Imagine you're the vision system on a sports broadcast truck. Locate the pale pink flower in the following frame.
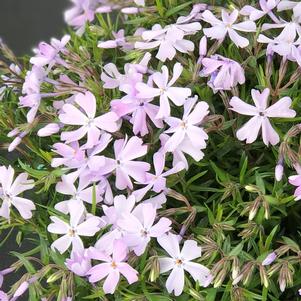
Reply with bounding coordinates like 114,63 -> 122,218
164,96 -> 209,152
118,203 -> 171,255
59,91 -> 120,148
30,35 -> 70,68
136,63 -> 191,118
87,240 -> 138,294
278,1 -> 301,21
230,88 -> 296,146
0,166 -> 35,220
258,22 -> 301,59
160,133 -> 207,170
200,55 -> 245,92
99,136 -> 150,190
289,173 -> 301,200
133,152 -> 185,201
157,233 -> 212,296
101,53 -> 151,89
135,23 -> 201,62
103,194 -> 136,226
65,249 -> 92,276
52,141 -> 86,169
240,1 -> 280,21
98,30 -> 133,50
54,174 -> 103,213
202,9 -> 256,48
0,292 -> 8,301
48,201 -> 102,254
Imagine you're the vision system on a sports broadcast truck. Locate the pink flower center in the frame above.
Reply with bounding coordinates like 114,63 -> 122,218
68,227 -> 77,237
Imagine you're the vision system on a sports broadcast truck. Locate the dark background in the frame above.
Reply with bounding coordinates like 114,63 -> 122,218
0,0 -> 69,56
0,0 -> 68,297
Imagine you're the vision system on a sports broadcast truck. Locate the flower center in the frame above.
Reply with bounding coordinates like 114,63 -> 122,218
68,227 -> 77,237
175,258 -> 183,266
140,229 -> 149,237
111,261 -> 117,269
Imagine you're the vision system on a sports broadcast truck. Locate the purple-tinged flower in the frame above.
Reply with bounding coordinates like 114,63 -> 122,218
118,203 -> 171,255
30,35 -> 70,68
278,1 -> 301,21
258,23 -> 301,60
0,166 -> 35,220
99,136 -> 150,190
275,160 -> 284,181
240,1 -> 280,21
202,9 -> 256,48
101,52 -> 151,90
230,88 -> 296,146
98,30 -> 134,50
66,249 -> 91,276
135,22 -> 201,62
103,194 -> 136,227
136,63 -> 191,118
87,240 -> 138,294
201,55 -> 245,92
0,268 -> 14,288
164,96 -> 209,152
288,173 -> 301,200
54,174 -> 103,212
0,292 -> 8,301
157,233 -> 212,296
262,252 -> 277,265
47,201 -> 102,254
59,91 -> 120,148
133,151 -> 185,201
160,133 -> 206,170
51,141 -> 86,169
176,4 -> 206,24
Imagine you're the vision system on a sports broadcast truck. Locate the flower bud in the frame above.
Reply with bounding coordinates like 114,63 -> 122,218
121,7 -> 139,14
38,123 -> 60,137
13,281 -> 29,297
8,136 -> 22,152
262,252 -> 277,266
275,164 -> 284,181
98,40 -> 118,49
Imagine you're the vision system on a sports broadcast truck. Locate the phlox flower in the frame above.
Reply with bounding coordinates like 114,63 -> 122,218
202,9 -> 256,48
240,0 -> 280,21
98,29 -> 134,50
288,173 -> 301,200
111,72 -> 163,136
258,23 -> 301,61
133,151 -> 185,201
51,141 -> 86,168
64,0 -> 96,35
102,194 -> 136,227
135,22 -> 201,62
100,136 -> 150,190
54,174 -> 104,213
136,63 -> 191,118
30,35 -> 70,68
200,55 -> 245,92
278,1 -> 301,21
0,166 -> 35,220
118,203 -> 172,255
65,249 -> 92,276
230,88 -> 296,146
59,91 -> 120,148
164,96 -> 209,152
157,233 -> 212,296
47,201 -> 102,254
87,240 -> 138,294
101,52 -> 151,89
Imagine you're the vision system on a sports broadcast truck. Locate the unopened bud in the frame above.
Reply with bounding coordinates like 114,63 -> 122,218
275,164 -> 284,181
38,123 -> 60,137
262,252 -> 277,266
121,7 -> 139,14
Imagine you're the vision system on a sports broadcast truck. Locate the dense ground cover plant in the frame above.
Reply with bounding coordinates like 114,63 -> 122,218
0,0 -> 301,300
